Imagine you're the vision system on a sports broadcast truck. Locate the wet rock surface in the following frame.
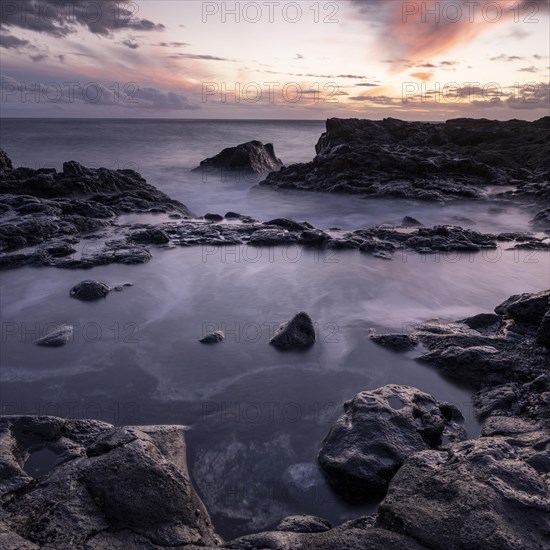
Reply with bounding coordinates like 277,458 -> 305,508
69,280 -> 111,301
260,117 -> 550,201
269,312 -> 316,350
34,324 -> 73,347
200,330 -> 225,344
0,416 -> 221,549
318,385 -> 466,499
193,140 -> 283,175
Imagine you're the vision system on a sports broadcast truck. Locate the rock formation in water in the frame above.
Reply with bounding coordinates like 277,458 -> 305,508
221,289 -> 550,548
192,141 -> 283,175
269,312 -> 316,349
318,385 -> 466,499
259,117 -> 550,201
69,280 -> 111,301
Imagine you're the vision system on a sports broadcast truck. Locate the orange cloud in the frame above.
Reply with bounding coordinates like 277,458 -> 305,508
410,71 -> 433,81
359,0 -> 544,68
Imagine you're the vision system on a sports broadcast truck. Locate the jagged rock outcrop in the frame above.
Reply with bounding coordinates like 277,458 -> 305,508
260,117 -> 550,201
0,156 -> 193,258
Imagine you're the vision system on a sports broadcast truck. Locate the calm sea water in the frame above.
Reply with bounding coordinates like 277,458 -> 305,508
1,119 -> 548,538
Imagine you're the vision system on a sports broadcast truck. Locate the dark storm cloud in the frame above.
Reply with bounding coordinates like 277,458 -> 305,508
0,32 -> 29,49
1,74 -> 200,110
0,0 -> 164,39
29,52 -> 47,61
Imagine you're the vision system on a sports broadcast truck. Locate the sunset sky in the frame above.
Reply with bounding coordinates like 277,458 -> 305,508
1,0 -> 549,119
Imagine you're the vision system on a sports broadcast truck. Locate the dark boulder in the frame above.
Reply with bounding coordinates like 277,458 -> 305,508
199,330 -> 225,344
269,312 -> 316,350
69,280 -> 111,301
318,385 -> 466,500
193,141 -> 283,175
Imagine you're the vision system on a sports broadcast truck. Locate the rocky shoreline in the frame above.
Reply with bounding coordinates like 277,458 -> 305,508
259,117 -> 550,202
1,290 -> 548,549
1,117 -> 549,548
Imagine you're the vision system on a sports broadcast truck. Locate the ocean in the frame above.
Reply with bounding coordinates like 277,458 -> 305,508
1,119 -> 548,537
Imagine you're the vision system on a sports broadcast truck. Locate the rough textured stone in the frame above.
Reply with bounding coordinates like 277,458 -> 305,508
69,280 -> 111,301
377,437 -> 550,550
318,385 -> 466,499
0,416 -> 221,548
260,117 -> 550,200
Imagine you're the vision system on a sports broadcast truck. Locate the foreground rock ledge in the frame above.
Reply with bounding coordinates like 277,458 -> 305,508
0,416 -> 221,549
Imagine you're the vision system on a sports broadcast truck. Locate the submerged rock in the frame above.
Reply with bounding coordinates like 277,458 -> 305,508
35,325 -> 73,347
199,330 -> 225,344
193,140 -> 283,175
269,312 -> 316,349
318,384 -> 466,500
69,280 -> 111,301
